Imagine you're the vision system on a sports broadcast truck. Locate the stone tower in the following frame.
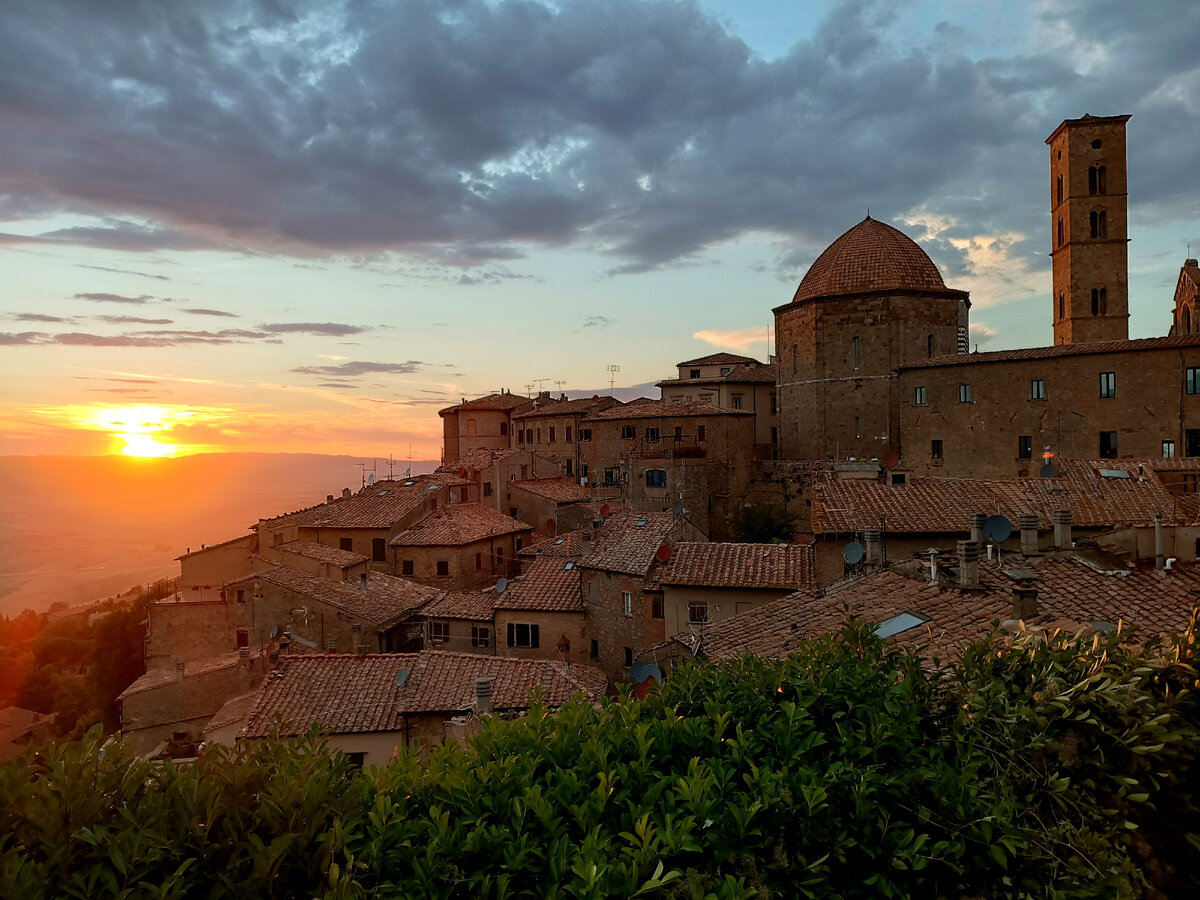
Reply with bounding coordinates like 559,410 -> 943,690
1046,114 -> 1131,345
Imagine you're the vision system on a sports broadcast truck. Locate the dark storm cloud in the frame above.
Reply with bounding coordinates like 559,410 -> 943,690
291,360 -> 431,377
260,322 -> 369,336
0,0 -> 1196,278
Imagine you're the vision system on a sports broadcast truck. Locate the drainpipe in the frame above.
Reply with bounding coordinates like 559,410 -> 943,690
1154,512 -> 1164,570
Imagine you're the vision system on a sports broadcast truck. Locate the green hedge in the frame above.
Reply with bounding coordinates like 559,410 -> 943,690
2,621 -> 1198,899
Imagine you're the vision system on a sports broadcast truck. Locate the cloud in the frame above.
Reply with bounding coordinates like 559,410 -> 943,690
3,328 -> 282,347
186,308 -> 239,318
291,360 -> 431,377
261,322 -> 369,336
95,315 -> 174,325
0,0 -> 1194,283
970,322 -> 998,344
692,327 -> 769,351
76,264 -> 170,281
580,315 -> 615,329
13,313 -> 71,323
74,292 -> 154,304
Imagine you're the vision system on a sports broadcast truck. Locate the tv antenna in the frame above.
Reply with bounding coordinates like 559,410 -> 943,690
606,364 -> 620,395
554,379 -> 566,394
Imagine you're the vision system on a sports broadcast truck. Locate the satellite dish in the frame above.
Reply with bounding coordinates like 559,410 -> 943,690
514,508 -> 524,520
545,518 -> 555,530
670,500 -> 684,515
395,668 -> 408,687
269,624 -> 279,639
368,473 -> 376,485
882,450 -> 900,469
495,577 -> 509,595
656,544 -> 672,563
984,515 -> 1013,543
600,503 -> 612,517
843,541 -> 865,565
1039,462 -> 1060,478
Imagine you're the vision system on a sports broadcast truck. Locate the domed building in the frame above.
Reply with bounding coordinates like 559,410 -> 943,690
774,216 -> 970,461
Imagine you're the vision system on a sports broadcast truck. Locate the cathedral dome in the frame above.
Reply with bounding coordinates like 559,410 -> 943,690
791,217 -> 949,303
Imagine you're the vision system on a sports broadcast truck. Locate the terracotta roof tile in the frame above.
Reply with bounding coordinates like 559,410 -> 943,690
512,396 -> 622,420
391,503 -> 533,547
659,540 -> 816,590
498,558 -> 583,612
902,333 -> 1200,370
262,477 -> 456,530
584,398 -> 752,421
790,217 -> 954,304
439,393 -> 533,415
229,566 -> 437,629
438,447 -> 503,473
420,590 -> 496,622
659,362 -> 777,388
519,530 -> 586,558
813,458 -> 1179,533
242,651 -> 607,737
675,352 -> 760,367
578,509 -> 681,575
277,541 -> 367,568
511,478 -> 593,503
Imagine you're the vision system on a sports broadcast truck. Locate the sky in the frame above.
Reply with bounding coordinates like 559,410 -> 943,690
2,0 -> 1198,460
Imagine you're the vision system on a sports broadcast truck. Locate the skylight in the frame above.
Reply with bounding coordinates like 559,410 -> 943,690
874,612 -> 931,639
1098,468 -> 1130,479
564,562 -> 574,571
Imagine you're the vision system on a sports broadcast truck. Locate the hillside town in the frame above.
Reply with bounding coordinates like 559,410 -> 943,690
109,114 -> 1200,763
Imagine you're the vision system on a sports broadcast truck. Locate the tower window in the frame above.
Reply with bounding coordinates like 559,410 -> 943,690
931,439 -> 943,460
1186,307 -> 1193,334
1058,293 -> 1065,321
1099,371 -> 1116,398
1099,431 -> 1118,459
1056,174 -> 1063,205
1091,287 -> 1107,316
1057,219 -> 1064,247
1089,210 -> 1107,238
1018,436 -> 1032,460
852,336 -> 862,369
1088,165 -> 1107,194
927,334 -> 935,358
958,384 -> 973,403
1030,379 -> 1045,400
1091,139 -> 1102,150
914,386 -> 927,406
1186,367 -> 1200,395
792,344 -> 798,374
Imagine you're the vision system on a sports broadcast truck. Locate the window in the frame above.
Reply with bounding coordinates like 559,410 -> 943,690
927,334 -> 935,358
1188,429 -> 1200,457
851,336 -> 863,369
402,560 -> 414,576
604,467 -> 618,486
475,552 -> 482,571
674,425 -> 683,440
578,427 -> 592,442
624,647 -> 633,668
566,426 -> 573,442
731,394 -> 743,409
1091,287 -> 1107,315
520,464 -> 528,479
1099,371 -> 1116,398
645,427 -> 659,441
1187,367 -> 1200,394
236,628 -> 249,649
958,383 -> 973,403
517,428 -> 525,444
771,426 -> 778,444
1056,174 -> 1063,204
471,625 -> 490,648
590,639 -> 599,658
1099,431 -> 1118,459
1089,209 -> 1107,238
720,367 -> 732,376
483,482 -> 492,496
466,419 -> 477,436
854,416 -> 861,438
792,344 -> 798,374
507,623 -> 539,648
1163,441 -> 1176,458
345,752 -> 366,769
652,596 -> 663,619
536,428 -> 542,443
687,601 -> 709,624
565,459 -> 573,475
914,386 -> 927,406
697,425 -> 706,442
1018,435 -> 1032,459
339,537 -> 354,552
1186,308 -> 1193,334
372,538 -> 386,562
515,537 -> 523,552
1030,379 -> 1045,400
429,621 -> 449,644
770,394 -> 777,414
436,560 -> 449,576
1088,164 -> 1106,194
1057,218 -> 1064,247
620,425 -> 636,439
622,591 -> 632,616
931,439 -> 943,460
645,469 -> 667,488
549,427 -> 556,443
1058,294 -> 1064,320
581,464 -> 589,480
500,422 -> 508,437
459,486 -> 469,503
689,369 -> 701,379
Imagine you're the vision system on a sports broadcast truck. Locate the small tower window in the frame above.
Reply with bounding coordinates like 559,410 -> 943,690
1091,287 -> 1108,316
1185,307 -> 1192,334
1057,218 -> 1064,247
851,336 -> 862,369
1089,210 -> 1107,238
792,343 -> 798,374
927,334 -> 934,358
1056,174 -> 1063,205
1088,165 -> 1107,195
1058,293 -> 1065,320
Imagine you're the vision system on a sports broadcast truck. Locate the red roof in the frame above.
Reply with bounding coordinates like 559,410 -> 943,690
439,393 -> 532,416
391,503 -> 533,547
578,509 -> 688,576
659,540 -> 815,591
228,566 -> 437,629
901,333 -> 1200,370
277,541 -> 367,568
675,352 -> 759,367
511,478 -> 593,503
583,397 -> 752,421
242,651 -> 608,737
790,217 -> 958,304
659,362 -> 777,388
512,396 -> 622,420
419,590 -> 497,622
519,530 -> 587,558
497,558 -> 584,612
261,476 -> 462,531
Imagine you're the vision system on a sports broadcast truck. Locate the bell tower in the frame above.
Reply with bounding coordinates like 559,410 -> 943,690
1046,114 -> 1131,345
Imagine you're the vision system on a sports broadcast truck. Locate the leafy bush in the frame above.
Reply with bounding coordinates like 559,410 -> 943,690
2,622 -> 1197,898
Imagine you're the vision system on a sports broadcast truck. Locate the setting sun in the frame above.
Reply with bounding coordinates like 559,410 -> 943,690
89,406 -> 180,457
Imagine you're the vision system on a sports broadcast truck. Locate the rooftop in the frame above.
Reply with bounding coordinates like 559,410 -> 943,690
518,530 -> 587,559
390,503 -> 533,547
901,333 -> 1200,370
277,540 -> 368,568
510,478 -> 593,504
260,476 -> 463,531
789,217 -> 960,305
512,395 -> 622,420
497,558 -> 584,612
242,651 -> 608,737
675,352 -> 759,367
419,590 -> 497,622
577,508 -> 684,576
439,392 -> 533,416
583,397 -> 753,421
659,362 -> 778,388
229,566 -> 437,629
658,539 -> 816,591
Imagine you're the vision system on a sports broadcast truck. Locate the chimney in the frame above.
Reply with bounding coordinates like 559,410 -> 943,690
863,527 -> 882,566
1053,509 -> 1073,550
359,572 -> 368,590
175,661 -> 185,682
969,513 -> 986,545
327,636 -> 337,653
239,647 -> 250,667
327,494 -> 334,504
342,487 -> 352,500
475,676 -> 494,714
957,540 -> 980,589
1019,513 -> 1040,555
1011,585 -> 1039,620
1154,512 -> 1164,570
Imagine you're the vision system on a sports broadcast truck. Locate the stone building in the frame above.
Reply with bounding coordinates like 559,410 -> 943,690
389,502 -> 534,591
1172,258 -> 1200,336
658,353 -> 778,456
513,393 -> 622,479
494,557 -> 590,667
439,391 -> 532,465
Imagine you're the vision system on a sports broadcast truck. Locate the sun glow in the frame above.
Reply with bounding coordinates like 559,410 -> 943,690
88,406 -> 181,456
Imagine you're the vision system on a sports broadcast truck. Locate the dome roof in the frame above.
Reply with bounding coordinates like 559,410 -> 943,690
791,217 -> 949,303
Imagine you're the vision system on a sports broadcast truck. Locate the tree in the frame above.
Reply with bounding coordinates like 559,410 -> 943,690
733,503 -> 795,543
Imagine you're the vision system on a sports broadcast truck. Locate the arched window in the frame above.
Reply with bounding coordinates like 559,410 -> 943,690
500,421 -> 508,437
1088,165 -> 1107,194
1090,209 -> 1107,238
851,336 -> 862,369
1058,293 -> 1065,320
927,334 -> 935,358
1056,174 -> 1063,205
1091,287 -> 1108,316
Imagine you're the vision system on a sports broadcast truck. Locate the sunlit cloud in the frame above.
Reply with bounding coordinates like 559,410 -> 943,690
692,327 -> 769,352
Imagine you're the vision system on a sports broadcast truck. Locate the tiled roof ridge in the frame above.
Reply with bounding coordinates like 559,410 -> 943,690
901,332 -> 1200,369
675,352 -> 760,367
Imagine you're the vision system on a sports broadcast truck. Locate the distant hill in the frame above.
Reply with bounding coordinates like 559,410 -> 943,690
0,453 -> 437,617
